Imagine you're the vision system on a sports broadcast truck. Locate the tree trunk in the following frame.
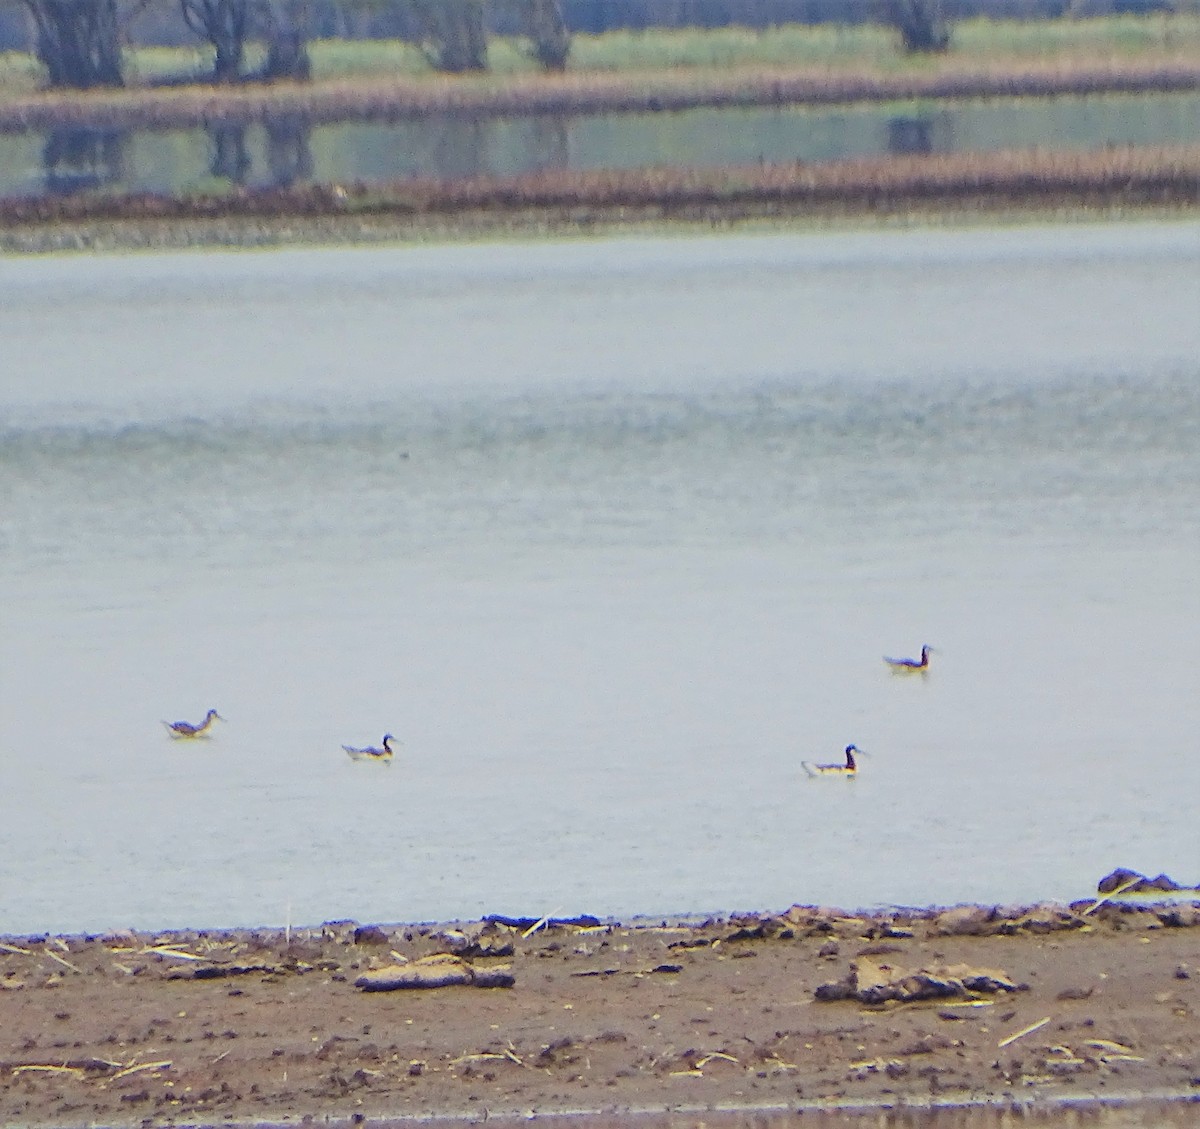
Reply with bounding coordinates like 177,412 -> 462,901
878,0 -> 951,53
521,0 -> 570,71
261,26 -> 311,78
180,0 -> 251,82
407,0 -> 488,73
23,0 -> 124,88
258,0 -> 312,80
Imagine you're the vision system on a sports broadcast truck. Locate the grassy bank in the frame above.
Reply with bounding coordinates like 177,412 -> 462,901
2,14 -> 1200,127
307,13 -> 1200,79
1,14 -> 1197,92
3,54 -> 1200,131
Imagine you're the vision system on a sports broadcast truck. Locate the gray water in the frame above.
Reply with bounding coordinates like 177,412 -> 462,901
464,1099 -> 1200,1127
1,221 -> 1198,937
2,90 -> 1198,199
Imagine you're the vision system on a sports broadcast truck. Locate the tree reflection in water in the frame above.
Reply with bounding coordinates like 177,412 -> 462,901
527,114 -> 570,173
886,111 -> 954,156
264,112 -> 313,187
430,115 -> 490,179
208,121 -> 251,184
42,127 -> 128,194
417,114 -> 568,180
202,114 -> 314,188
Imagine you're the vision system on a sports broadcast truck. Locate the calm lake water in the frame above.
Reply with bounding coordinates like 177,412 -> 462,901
1,90 -> 1199,198
498,1100 -> 1200,1128
1,222 -> 1198,937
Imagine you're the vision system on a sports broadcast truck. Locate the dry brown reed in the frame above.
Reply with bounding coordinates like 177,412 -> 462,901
3,144 -> 1197,231
2,56 -> 1200,131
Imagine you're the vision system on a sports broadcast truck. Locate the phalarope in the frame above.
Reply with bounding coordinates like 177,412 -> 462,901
343,733 -> 398,762
163,709 -> 223,738
884,644 -> 933,673
802,744 -> 860,777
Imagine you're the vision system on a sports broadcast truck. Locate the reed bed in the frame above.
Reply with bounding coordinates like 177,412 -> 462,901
2,54 -> 1200,131
3,144 -> 1197,232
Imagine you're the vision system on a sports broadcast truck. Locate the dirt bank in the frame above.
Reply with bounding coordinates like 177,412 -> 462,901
2,891 -> 1197,1128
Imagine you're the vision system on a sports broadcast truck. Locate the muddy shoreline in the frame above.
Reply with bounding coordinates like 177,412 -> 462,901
2,887 -> 1198,1128
4,144 -> 1199,255
2,202 -> 1194,257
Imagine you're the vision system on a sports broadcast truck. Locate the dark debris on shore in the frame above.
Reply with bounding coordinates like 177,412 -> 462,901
3,867 -> 1198,968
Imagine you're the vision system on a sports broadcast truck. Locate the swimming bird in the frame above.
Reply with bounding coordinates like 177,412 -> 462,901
343,733 -> 398,762
884,644 -> 934,673
801,744 -> 860,777
163,709 -> 223,738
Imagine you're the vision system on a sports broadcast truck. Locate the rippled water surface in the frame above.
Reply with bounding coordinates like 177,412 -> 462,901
1,222 -> 1198,935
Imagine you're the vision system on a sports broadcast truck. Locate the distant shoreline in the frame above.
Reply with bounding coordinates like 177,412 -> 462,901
3,56 -> 1200,132
2,892 -> 1198,1128
4,47 -> 1199,254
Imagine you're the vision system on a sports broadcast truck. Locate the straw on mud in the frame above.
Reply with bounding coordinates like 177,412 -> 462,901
1082,875 -> 1144,916
998,1016 -> 1052,1048
111,1060 -> 172,1080
521,909 -> 562,939
1085,1038 -> 1144,1062
0,942 -> 31,955
43,949 -> 81,973
142,946 -> 204,961
11,1065 -> 87,1077
695,1052 -> 740,1068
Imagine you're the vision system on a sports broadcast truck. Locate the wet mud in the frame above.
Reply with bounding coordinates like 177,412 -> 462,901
2,895 -> 1198,1127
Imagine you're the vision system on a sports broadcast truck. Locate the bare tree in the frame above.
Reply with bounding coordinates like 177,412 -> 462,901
180,0 -> 251,81
518,0 -> 570,71
405,0 -> 488,72
878,0 -> 952,52
257,0 -> 311,78
176,0 -> 309,83
20,0 -> 124,87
